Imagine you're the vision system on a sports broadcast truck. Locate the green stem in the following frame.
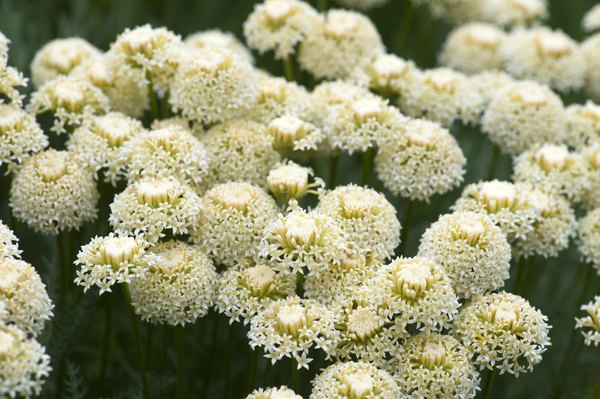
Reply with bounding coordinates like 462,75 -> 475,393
57,233 -> 69,303
146,71 -> 159,120
587,376 -> 600,399
480,370 -> 496,399
247,349 -> 258,394
161,90 -> 171,119
521,257 -> 537,298
292,359 -> 299,392
362,148 -> 372,187
176,325 -> 185,399
487,145 -> 500,181
121,283 -> 150,399
329,154 -> 339,188
317,0 -> 328,12
394,0 -> 414,56
512,257 -> 527,294
99,294 -> 112,393
397,200 -> 415,256
262,357 -> 271,387
201,313 -> 219,398
295,271 -> 304,297
419,13 -> 436,67
283,56 -> 295,82
224,324 -> 235,399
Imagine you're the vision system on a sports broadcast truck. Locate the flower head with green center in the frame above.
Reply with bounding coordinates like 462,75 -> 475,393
575,295 -> 600,346
0,258 -> 53,336
185,29 -> 253,64
267,161 -> 324,205
577,208 -> 600,275
0,103 -> 48,172
191,182 -> 279,267
310,361 -> 400,399
248,296 -> 337,369
129,240 -> 217,326
418,210 -> 511,299
246,386 -> 302,399
267,115 -> 323,154
452,291 -> 551,376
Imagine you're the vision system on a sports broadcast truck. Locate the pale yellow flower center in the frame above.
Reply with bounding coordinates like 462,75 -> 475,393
86,59 -> 111,87
534,145 -> 569,171
582,102 -> 600,122
352,98 -> 383,125
508,0 -> 543,14
95,115 -> 135,147
276,303 -> 306,335
264,0 -> 295,25
527,191 -> 553,218
420,340 -> 446,368
156,248 -> 186,274
35,153 -> 67,182
53,80 -> 85,109
491,304 -> 519,330
340,194 -> 375,218
535,31 -> 571,56
121,27 -> 157,55
258,79 -> 287,103
513,85 -> 548,106
0,105 -> 23,132
426,70 -> 456,91
268,115 -> 307,144
478,182 -> 519,212
405,122 -> 437,149
196,50 -> 229,72
46,42 -> 83,73
466,25 -> 504,47
341,372 -> 374,399
136,179 -> 177,206
212,185 -> 254,212
454,217 -> 486,246
346,306 -> 381,341
393,261 -> 433,299
0,330 -> 16,359
340,253 -> 367,271
244,264 -> 277,298
152,128 -> 178,151
267,164 -> 309,199
372,55 -> 409,80
284,214 -> 319,246
0,263 -> 20,293
100,236 -> 139,266
326,13 -> 358,38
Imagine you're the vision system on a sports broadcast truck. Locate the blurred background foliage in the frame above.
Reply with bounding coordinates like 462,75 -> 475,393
1,0 -> 600,398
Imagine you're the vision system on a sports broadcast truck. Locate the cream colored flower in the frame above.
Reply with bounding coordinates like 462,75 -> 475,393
470,71 -> 515,109
0,103 -> 48,171
583,4 -> 600,33
267,161 -> 324,204
334,0 -> 390,9
0,31 -> 8,67
350,53 -> 419,98
575,295 -> 600,346
185,29 -> 253,64
581,34 -> 600,102
247,386 -> 302,399
577,208 -> 600,274
267,115 -> 323,154
581,145 -> 600,210
310,80 -> 372,128
0,221 -> 19,259
0,65 -> 28,106
246,75 -> 313,124
480,0 -> 548,27
565,102 -> 600,150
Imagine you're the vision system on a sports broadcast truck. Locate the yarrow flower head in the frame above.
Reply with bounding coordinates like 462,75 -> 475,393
481,80 -> 567,155
0,258 -> 53,336
28,75 -> 109,134
185,29 -> 253,64
310,361 -> 400,399
577,208 -> 600,275
470,71 -> 515,109
248,296 -> 337,369
581,144 -> 600,210
393,332 -> 480,399
452,291 -> 551,376
246,386 -> 302,399
0,64 -> 28,106
575,295 -> 600,346
191,182 -> 279,267
109,176 -> 201,243
418,211 -> 511,299
0,103 -> 48,172
565,101 -> 600,150
0,220 -> 19,259
247,75 -> 313,125
267,115 -> 323,154
350,53 -> 419,98
129,240 -> 217,326
317,185 -> 400,263
215,262 -> 296,324
310,80 -> 372,129
75,232 -> 154,294
67,112 -> 145,185
30,37 -> 99,87
10,149 -> 99,235
267,161 -> 324,204
299,9 -> 384,80
375,118 -> 466,202
581,34 -> 600,102
244,0 -> 321,60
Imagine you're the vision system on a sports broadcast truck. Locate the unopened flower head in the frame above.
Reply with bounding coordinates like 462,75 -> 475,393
109,176 -> 201,243
299,9 -> 384,80
0,103 -> 48,171
365,257 -> 460,332
267,115 -> 323,153
248,296 -> 337,369
215,262 -> 296,324
317,185 -> 400,262
247,75 -> 313,124
452,291 -> 551,376
267,161 -> 324,204
418,211 -> 511,299
565,101 -> 600,150
244,0 -> 321,60
375,118 -> 466,202
67,112 -> 144,184
581,34 -> 600,102
259,208 -> 348,275
10,149 -> 99,235
500,27 -> 584,93
0,258 -> 53,336
481,80 -> 567,154
452,180 -> 539,242
150,117 -> 192,132
440,23 -> 507,75
185,30 -> 253,64
583,4 -> 600,33
577,208 -> 600,274
246,386 -> 302,399
129,240 -> 217,326
191,182 -> 279,267
122,126 -> 210,189
581,144 -> 600,210
310,361 -> 400,399
0,324 -> 51,399
169,47 -> 257,125
28,75 -> 109,134
397,67 -> 484,127
575,295 -> 600,346
201,119 -> 280,187
0,65 -> 29,106
513,144 -> 589,204
0,220 -> 19,259
394,332 -> 480,399
351,53 -> 419,97
31,37 -> 99,87
75,232 -> 154,294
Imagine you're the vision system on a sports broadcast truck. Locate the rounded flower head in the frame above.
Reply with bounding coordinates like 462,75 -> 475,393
375,118 -> 466,202
310,80 -> 372,127
185,30 -> 253,64
397,67 -> 484,127
575,295 -> 600,346
452,180 -> 539,242
109,176 -> 201,243
440,23 -> 507,75
0,258 -> 53,336
30,37 -> 99,87
365,257 -> 460,332
470,71 -> 515,109
129,240 -> 217,326
10,149 -> 99,235
0,65 -> 28,106
583,4 -> 600,33
259,208 -> 348,275
248,296 -> 337,369
28,75 -> 109,134
577,208 -> 600,274
0,103 -> 48,171
267,161 -> 324,204
75,232 -> 154,294
169,47 -> 257,125
393,332 -> 480,399
150,116 -> 192,132
565,101 -> 600,150
581,145 -> 600,210
310,361 -> 400,399
215,262 -> 296,324
452,291 -> 551,376
67,112 -> 144,184
244,0 -> 321,60
350,53 -> 419,98
582,34 -> 600,102
480,0 -> 548,27
267,115 -> 323,154
481,80 -> 566,155
200,119 -> 280,187
247,75 -> 313,124
512,144 -> 589,204
317,185 -> 400,262
191,182 -> 279,267
0,325 -> 51,399
418,211 -> 511,299
122,126 -> 210,189
0,220 -> 19,259
246,386 -> 302,399
500,27 -> 585,93
298,9 -> 384,80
